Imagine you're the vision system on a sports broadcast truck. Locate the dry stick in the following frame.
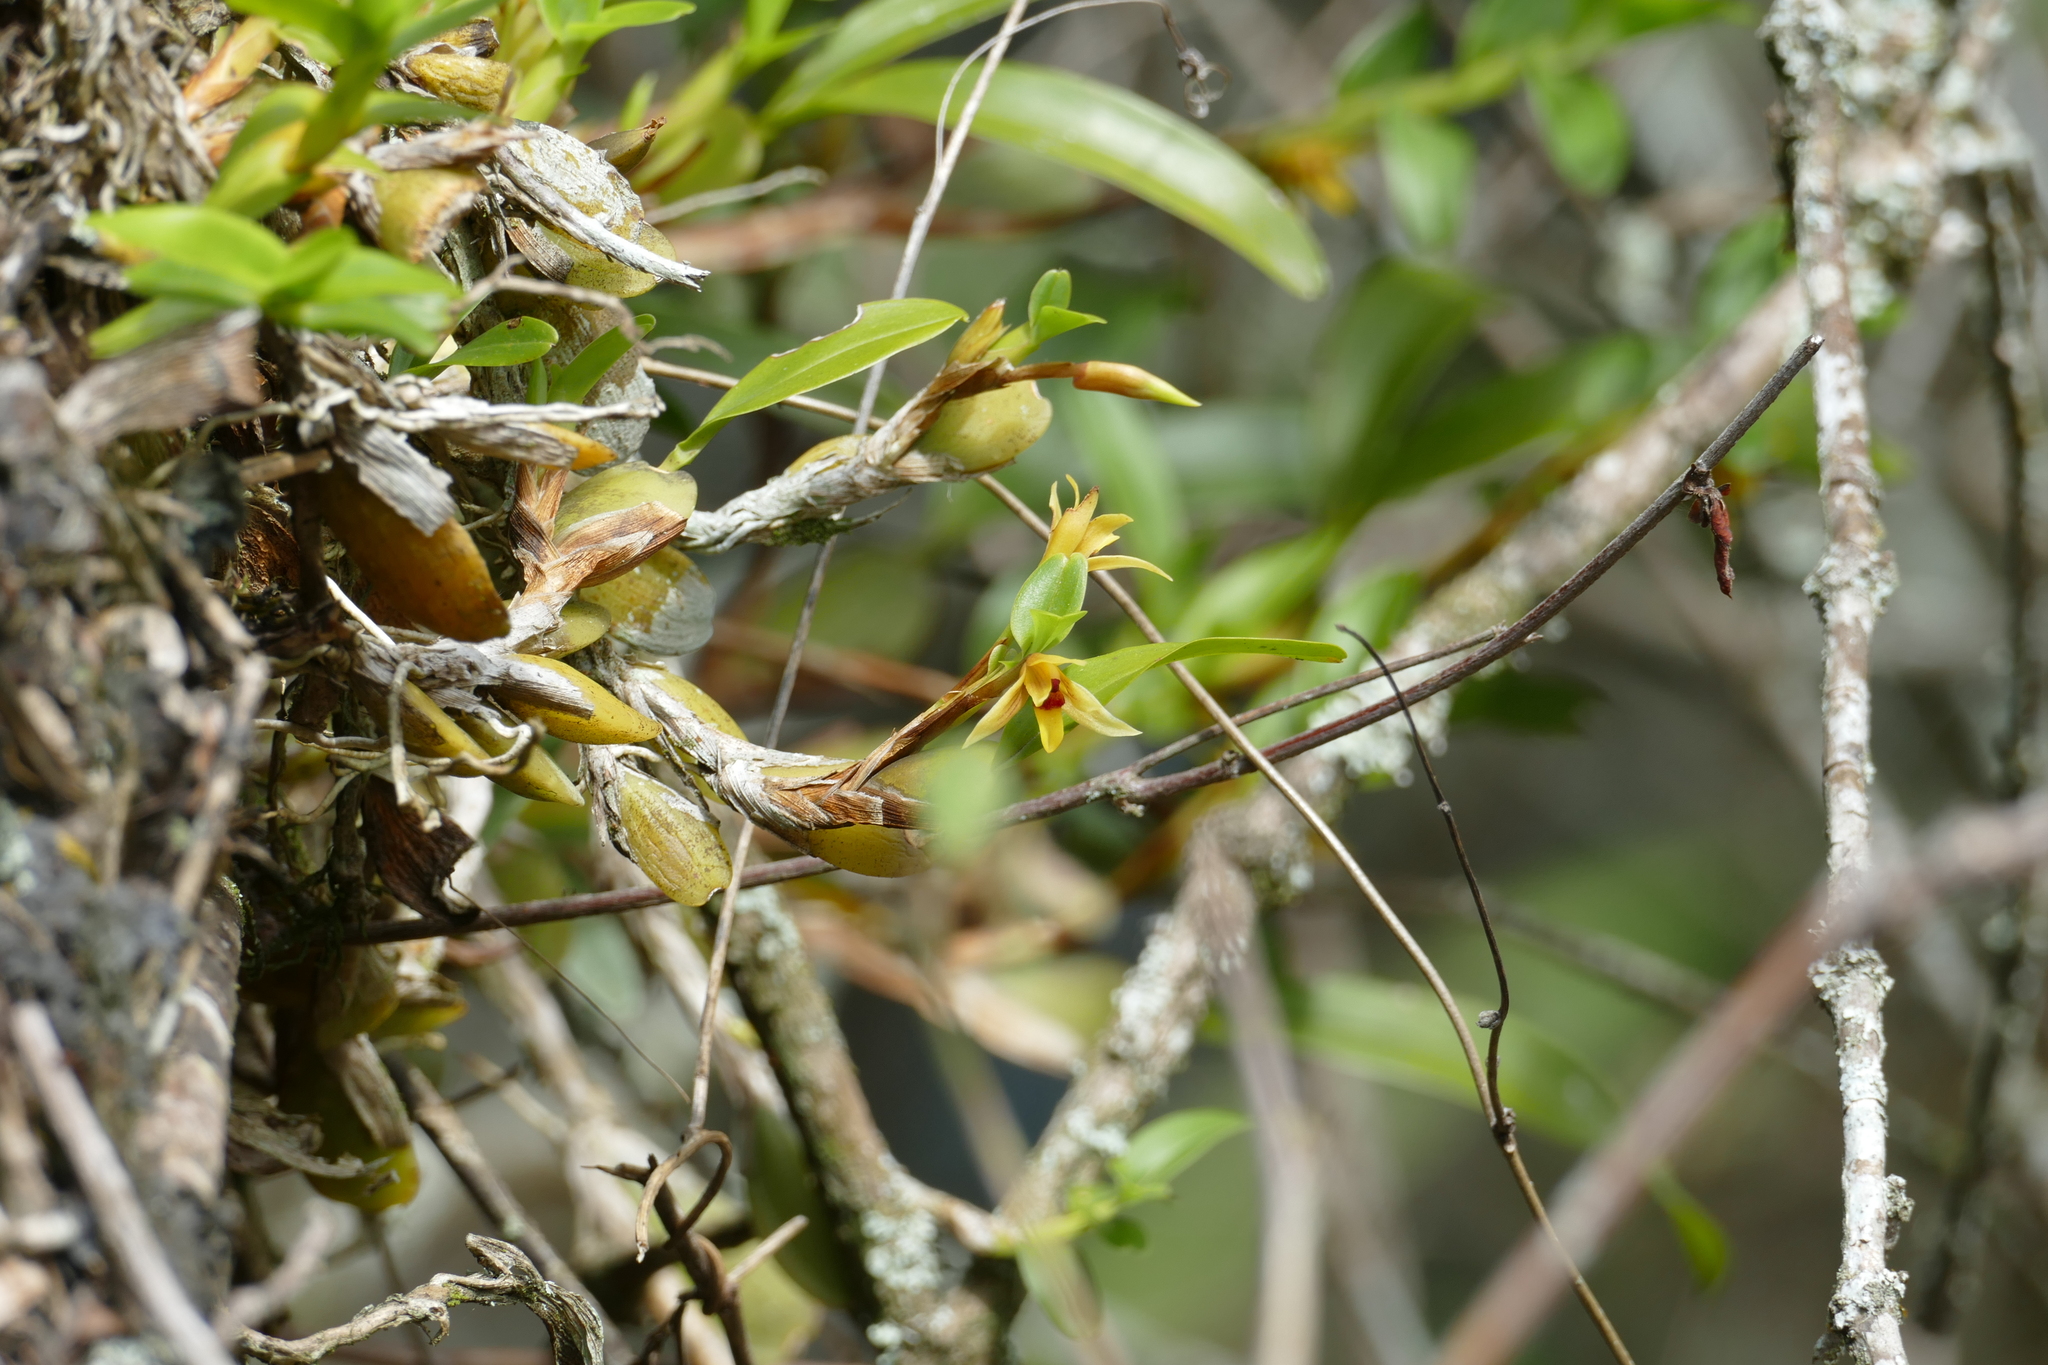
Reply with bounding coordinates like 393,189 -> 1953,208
1437,791 -> 2048,1365
9,1001 -> 236,1365
1774,48 -> 1911,1365
1350,630 -> 1630,1363
216,1202 -> 340,1337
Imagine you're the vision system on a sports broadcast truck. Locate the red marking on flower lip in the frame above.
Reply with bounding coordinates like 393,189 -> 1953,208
1043,682 -> 1067,709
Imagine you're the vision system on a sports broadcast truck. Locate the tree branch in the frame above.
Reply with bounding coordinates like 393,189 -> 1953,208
1765,7 -> 1908,1358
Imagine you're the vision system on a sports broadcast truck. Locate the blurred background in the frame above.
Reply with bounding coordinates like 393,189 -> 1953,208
265,1 -> 2048,1361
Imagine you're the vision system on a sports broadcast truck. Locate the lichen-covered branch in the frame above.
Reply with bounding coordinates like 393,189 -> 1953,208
706,886 -> 1009,1363
1764,4 -> 1914,1358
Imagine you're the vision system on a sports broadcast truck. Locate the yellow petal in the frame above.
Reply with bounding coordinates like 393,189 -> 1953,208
965,678 -> 1028,745
1022,661 -> 1059,707
1074,513 -> 1132,558
1035,702 -> 1067,752
1062,677 -> 1141,738
1085,554 -> 1172,579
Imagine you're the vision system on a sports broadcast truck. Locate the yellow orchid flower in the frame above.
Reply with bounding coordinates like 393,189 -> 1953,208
965,653 -> 1139,753
1041,478 -> 1171,579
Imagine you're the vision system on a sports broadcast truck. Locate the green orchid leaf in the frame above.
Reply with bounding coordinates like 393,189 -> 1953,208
1029,305 -> 1105,347
1065,635 -> 1346,703
1027,267 -> 1072,322
87,204 -> 291,289
807,62 -> 1329,299
561,0 -> 695,46
1379,108 -> 1476,250
227,0 -> 361,51
409,316 -> 561,376
1110,1109 -> 1249,1191
764,0 -> 1011,123
89,297 -> 237,358
1526,68 -> 1632,196
360,90 -> 483,128
1308,257 -> 1489,514
1335,2 -> 1434,93
745,0 -> 793,46
287,294 -> 454,355
388,0 -> 507,50
299,245 -> 459,306
550,314 -> 653,404
121,260 -> 265,310
1016,1235 -> 1102,1341
669,297 -> 966,460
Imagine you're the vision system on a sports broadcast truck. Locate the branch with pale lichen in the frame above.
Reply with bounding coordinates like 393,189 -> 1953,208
1764,3 -> 1914,1359
697,885 -> 1004,1363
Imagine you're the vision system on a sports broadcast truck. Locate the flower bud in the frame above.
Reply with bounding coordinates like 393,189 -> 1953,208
1070,360 -> 1199,407
586,118 -> 666,173
1009,553 -> 1089,655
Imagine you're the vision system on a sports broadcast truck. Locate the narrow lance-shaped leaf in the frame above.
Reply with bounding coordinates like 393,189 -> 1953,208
1064,636 -> 1347,704
665,297 -> 966,463
549,314 -> 654,404
1526,67 -> 1632,197
1110,1109 -> 1250,1191
1379,108 -> 1476,251
807,62 -> 1330,299
763,0 -> 1011,124
406,317 -> 561,376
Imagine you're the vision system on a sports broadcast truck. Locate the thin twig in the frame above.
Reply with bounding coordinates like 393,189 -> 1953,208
642,167 -> 828,224
10,1001 -> 235,1365
390,1060 -> 590,1298
216,1202 -> 341,1338
1920,166 -> 2048,1327
852,0 -> 1033,430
